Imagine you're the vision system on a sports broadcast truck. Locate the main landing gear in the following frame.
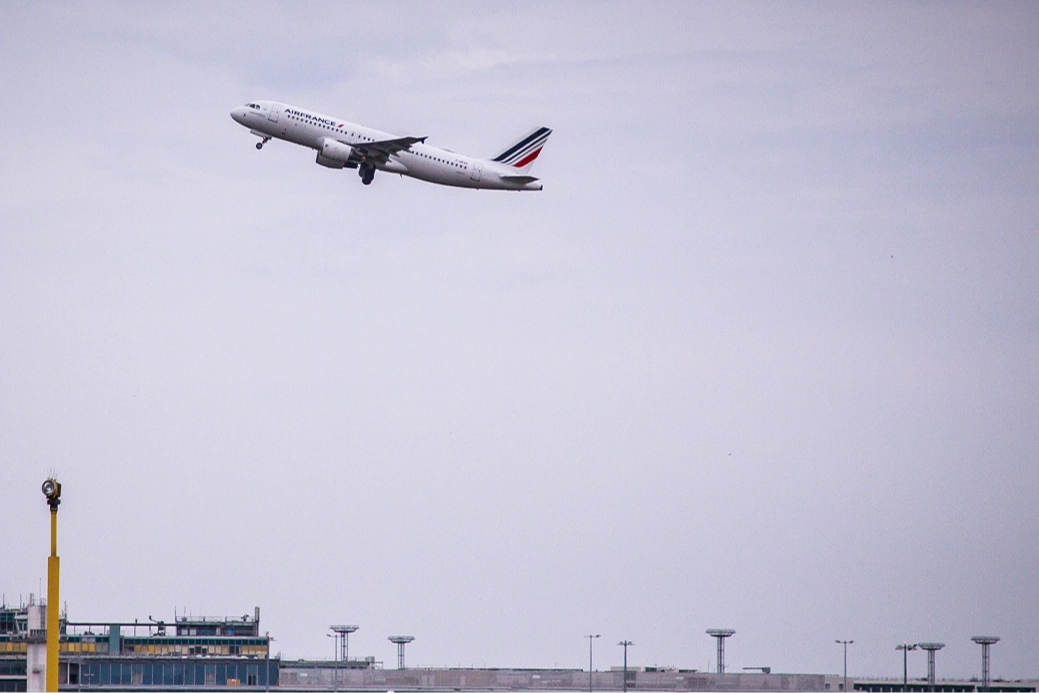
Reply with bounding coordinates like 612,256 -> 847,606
359,163 -> 375,186
255,137 -> 271,150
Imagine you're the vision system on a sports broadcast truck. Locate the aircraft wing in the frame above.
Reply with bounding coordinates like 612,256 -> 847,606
349,136 -> 426,164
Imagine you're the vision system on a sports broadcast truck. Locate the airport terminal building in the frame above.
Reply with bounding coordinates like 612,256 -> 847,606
1,597 -> 1035,692
0,598 -> 276,691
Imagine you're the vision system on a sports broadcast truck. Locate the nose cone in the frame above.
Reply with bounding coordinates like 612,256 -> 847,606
230,106 -> 247,124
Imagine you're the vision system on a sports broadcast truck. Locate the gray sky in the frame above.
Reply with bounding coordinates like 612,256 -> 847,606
2,0 -> 1038,682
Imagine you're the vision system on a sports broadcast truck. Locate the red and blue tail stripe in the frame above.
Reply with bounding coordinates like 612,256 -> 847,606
492,127 -> 552,169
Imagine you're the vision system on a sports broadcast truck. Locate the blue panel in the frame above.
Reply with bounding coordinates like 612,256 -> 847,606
109,625 -> 120,655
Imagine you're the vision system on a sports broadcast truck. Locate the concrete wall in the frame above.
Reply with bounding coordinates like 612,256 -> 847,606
278,666 -> 831,691
25,604 -> 45,692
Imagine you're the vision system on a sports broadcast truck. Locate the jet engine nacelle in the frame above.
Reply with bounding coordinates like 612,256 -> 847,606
318,138 -> 357,166
316,153 -> 346,169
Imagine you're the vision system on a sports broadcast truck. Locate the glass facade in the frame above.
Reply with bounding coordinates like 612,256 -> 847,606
76,658 -> 277,687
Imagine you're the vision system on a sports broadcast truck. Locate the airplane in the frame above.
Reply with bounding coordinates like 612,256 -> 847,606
230,101 -> 551,191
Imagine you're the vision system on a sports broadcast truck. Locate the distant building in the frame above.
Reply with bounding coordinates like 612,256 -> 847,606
0,598 -> 276,691
2,596 -> 1036,693
852,681 -> 1035,693
278,665 -> 834,691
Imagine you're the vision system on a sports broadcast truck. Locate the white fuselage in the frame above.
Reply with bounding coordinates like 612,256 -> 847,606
230,101 -> 544,191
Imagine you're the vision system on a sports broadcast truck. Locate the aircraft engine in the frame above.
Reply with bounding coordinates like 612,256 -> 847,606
317,138 -> 357,169
316,153 -> 345,169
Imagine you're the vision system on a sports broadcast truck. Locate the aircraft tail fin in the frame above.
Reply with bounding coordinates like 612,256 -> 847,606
491,127 -> 552,173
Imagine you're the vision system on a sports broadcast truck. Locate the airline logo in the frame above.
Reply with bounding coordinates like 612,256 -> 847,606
285,107 -> 344,129
492,127 -> 552,168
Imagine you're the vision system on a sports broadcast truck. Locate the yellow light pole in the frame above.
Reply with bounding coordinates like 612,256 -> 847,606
42,478 -> 62,692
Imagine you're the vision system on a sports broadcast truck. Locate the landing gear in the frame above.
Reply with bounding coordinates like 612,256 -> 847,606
359,163 -> 375,186
255,137 -> 271,150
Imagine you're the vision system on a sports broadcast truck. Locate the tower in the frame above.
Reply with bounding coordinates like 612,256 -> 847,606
706,629 -> 735,674
388,635 -> 414,669
330,625 -> 358,662
971,636 -> 1000,691
917,643 -> 944,690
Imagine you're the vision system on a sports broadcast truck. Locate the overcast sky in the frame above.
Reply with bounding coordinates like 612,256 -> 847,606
2,1 -> 1038,682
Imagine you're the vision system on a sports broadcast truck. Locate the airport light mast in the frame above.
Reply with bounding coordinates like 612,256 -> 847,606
618,641 -> 634,693
331,625 -> 358,662
707,630 -> 735,675
42,478 -> 62,693
388,636 -> 414,669
896,643 -> 917,691
836,640 -> 854,693
971,636 -> 1000,691
585,634 -> 600,693
918,643 -> 944,691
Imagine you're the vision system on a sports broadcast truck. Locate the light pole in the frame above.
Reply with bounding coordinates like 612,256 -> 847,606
41,478 -> 61,693
265,633 -> 275,693
896,643 -> 917,692
836,640 -> 853,693
618,641 -> 634,693
586,634 -> 600,693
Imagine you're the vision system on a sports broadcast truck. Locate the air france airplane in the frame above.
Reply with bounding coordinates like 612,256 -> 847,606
230,101 -> 551,191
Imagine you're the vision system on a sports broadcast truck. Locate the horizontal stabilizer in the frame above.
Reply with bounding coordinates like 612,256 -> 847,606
499,175 -> 540,185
